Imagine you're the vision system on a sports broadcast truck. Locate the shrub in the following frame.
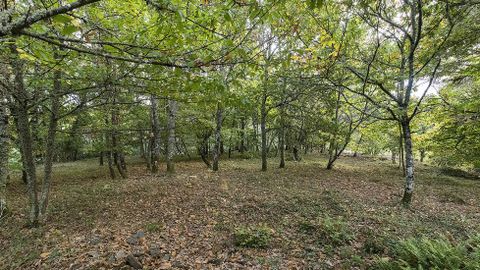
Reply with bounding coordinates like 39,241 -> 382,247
233,225 -> 273,248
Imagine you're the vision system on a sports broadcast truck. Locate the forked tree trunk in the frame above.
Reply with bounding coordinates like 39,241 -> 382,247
212,103 -> 223,172
401,120 -> 415,206
166,99 -> 177,174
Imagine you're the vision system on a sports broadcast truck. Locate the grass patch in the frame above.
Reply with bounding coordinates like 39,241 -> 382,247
233,225 -> 273,248
298,216 -> 354,246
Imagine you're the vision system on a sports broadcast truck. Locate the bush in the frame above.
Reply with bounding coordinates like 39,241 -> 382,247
371,234 -> 480,270
233,225 -> 273,248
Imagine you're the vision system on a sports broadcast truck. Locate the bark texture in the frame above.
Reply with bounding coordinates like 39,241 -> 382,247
212,103 -> 223,171
39,50 -> 62,215
150,95 -> 161,173
166,99 -> 177,173
402,120 -> 415,205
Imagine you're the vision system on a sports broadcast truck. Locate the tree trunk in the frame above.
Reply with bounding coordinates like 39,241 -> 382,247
0,87 -> 8,218
212,103 -> 223,172
401,120 -> 415,206
420,149 -> 426,163
199,131 -> 212,168
11,45 -> 40,226
105,121 -> 116,179
166,99 -> 177,174
240,117 -> 246,153
398,123 -> 405,174
180,136 -> 191,159
111,104 -> 127,179
99,151 -> 104,166
39,50 -> 62,216
150,95 -> 161,173
279,126 -> 285,168
261,92 -> 268,171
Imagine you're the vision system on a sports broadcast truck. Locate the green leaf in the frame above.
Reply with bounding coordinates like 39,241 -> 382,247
61,25 -> 79,36
53,14 -> 72,24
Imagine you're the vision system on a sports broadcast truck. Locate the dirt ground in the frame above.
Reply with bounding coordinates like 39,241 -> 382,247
1,155 -> 479,269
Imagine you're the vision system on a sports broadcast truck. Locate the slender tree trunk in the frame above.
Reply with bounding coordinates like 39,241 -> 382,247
399,123 -> 406,175
166,99 -> 177,174
111,102 -> 127,179
39,50 -> 62,216
252,113 -> 259,152
279,127 -> 285,168
240,117 -> 246,153
139,130 -> 146,159
420,150 -> 425,163
199,131 -> 211,168
146,137 -> 152,170
105,120 -> 116,179
261,92 -> 268,171
327,91 -> 341,170
11,45 -> 40,226
180,136 -> 191,159
212,103 -> 223,171
150,95 -> 161,173
99,151 -> 104,166
0,88 -> 8,218
401,120 -> 415,206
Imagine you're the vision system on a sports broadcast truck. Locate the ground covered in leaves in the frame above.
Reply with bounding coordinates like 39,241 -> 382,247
1,156 -> 479,269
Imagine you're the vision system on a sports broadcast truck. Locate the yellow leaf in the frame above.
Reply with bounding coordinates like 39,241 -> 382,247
40,252 -> 50,259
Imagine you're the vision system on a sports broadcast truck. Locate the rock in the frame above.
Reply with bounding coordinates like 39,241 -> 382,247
126,231 -> 145,246
69,263 -> 82,270
126,254 -> 143,269
126,236 -> 139,245
159,262 -> 172,269
134,231 -> 145,238
148,245 -> 161,258
107,254 -> 116,263
132,247 -> 145,257
87,251 -> 100,258
89,235 -> 102,245
171,261 -> 188,269
162,253 -> 171,261
115,250 -> 128,260
207,258 -> 222,265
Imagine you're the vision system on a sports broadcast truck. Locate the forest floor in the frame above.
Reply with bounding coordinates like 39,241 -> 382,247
1,155 -> 480,270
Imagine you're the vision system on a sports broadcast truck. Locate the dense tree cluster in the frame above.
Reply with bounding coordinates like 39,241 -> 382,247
0,0 -> 479,225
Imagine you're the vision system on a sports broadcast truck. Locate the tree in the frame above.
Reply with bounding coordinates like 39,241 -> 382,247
343,0 -> 472,205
